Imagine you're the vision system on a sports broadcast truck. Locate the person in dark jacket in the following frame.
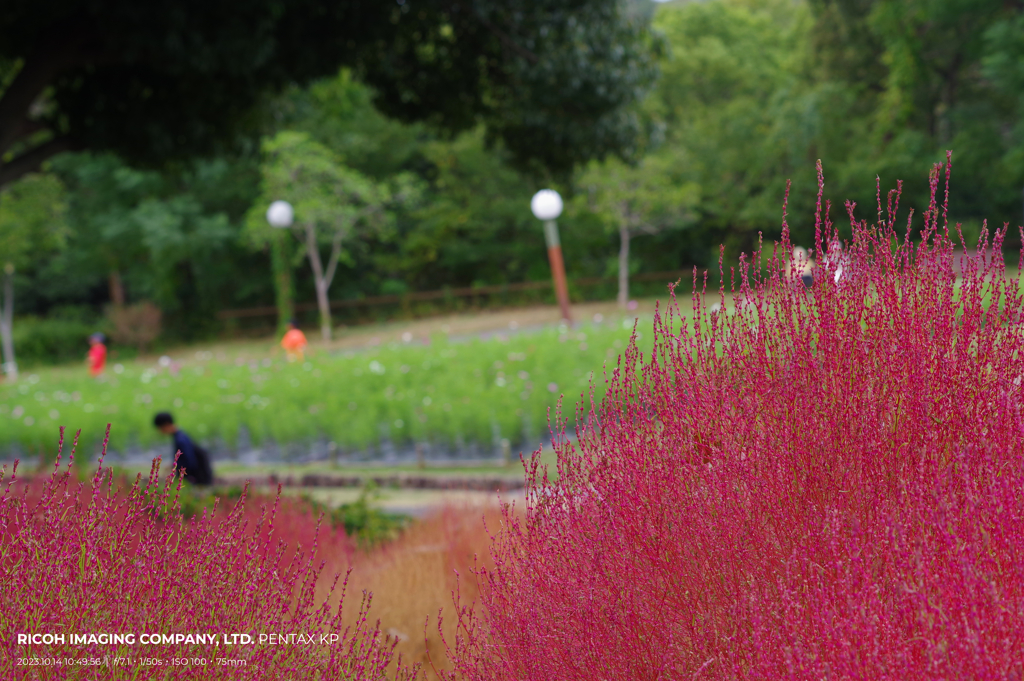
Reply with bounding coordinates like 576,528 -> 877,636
153,412 -> 212,485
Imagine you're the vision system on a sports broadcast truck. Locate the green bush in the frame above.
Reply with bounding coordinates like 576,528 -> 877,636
12,316 -> 103,367
174,484 -> 245,520
302,483 -> 410,548
331,483 -> 410,547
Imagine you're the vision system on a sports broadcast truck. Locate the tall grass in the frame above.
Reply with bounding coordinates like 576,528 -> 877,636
448,158 -> 1024,678
0,427 -> 411,679
338,505 -> 502,678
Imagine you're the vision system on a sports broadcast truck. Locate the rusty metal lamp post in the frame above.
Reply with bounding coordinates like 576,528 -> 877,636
531,189 -> 572,323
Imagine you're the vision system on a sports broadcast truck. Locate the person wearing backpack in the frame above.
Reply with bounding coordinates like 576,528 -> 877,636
153,412 -> 214,485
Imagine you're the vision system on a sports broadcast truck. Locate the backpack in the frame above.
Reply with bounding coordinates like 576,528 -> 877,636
190,444 -> 214,486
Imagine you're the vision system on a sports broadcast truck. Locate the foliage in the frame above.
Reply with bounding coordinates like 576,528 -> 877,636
45,152 -> 254,341
0,172 -> 66,269
446,164 -> 1024,677
395,129 -> 548,289
245,130 -> 421,338
246,132 -> 396,249
271,68 -> 431,181
574,152 -> 699,303
11,315 -> 103,367
803,0 -> 1024,232
0,320 -> 652,457
0,171 -> 67,377
0,430 -> 411,679
645,0 -> 822,254
303,483 -> 411,550
10,0 -> 1024,344
106,302 -> 162,353
0,0 -> 658,188
575,154 -> 698,232
172,483 -> 244,522
354,0 -> 661,176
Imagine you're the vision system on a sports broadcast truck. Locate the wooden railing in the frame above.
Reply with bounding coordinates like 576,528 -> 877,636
217,269 -> 694,321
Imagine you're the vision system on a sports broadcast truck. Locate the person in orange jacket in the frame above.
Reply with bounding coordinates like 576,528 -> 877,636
87,333 -> 107,377
281,320 -> 308,362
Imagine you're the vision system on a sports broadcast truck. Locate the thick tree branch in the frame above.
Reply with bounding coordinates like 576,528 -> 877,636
0,136 -> 73,188
323,229 -> 345,292
0,42 -> 82,157
13,118 -> 47,140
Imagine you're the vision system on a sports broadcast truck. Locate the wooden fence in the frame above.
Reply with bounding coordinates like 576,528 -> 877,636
217,269 -> 694,321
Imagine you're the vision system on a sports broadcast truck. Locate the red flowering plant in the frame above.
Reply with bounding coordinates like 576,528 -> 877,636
446,155 -> 1024,679
0,427 -> 410,680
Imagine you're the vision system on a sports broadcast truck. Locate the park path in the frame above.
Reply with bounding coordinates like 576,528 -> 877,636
149,299 -> 660,366
297,487 -> 526,518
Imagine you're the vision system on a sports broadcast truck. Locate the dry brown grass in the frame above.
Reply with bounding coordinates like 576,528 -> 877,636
322,504 -> 503,678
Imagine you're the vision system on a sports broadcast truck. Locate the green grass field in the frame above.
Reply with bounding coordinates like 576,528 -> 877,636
0,315 -> 655,460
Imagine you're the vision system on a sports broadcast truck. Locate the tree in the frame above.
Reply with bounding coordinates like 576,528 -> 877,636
398,128 -> 544,288
0,172 -> 66,378
247,131 -> 418,340
0,0 -> 658,189
645,0 -> 831,255
576,154 -> 698,306
49,152 -> 237,335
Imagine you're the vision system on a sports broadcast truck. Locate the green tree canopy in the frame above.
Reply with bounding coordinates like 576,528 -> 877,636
246,131 -> 421,338
0,172 -> 66,270
575,153 -> 698,305
0,171 -> 65,377
0,0 -> 659,188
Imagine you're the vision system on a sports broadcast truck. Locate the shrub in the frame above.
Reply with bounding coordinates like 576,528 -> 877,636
11,316 -> 100,366
448,159 -> 1024,678
1,427 -> 413,679
304,483 -> 411,549
107,301 -> 162,353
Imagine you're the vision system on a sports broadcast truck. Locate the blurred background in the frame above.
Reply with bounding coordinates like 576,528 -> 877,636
1,0 -> 1022,458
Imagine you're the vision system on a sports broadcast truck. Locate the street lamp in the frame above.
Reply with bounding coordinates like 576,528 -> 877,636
266,200 -> 296,333
266,200 -> 294,228
531,189 -> 572,323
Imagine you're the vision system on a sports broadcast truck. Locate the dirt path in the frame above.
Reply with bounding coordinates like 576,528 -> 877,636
293,487 -> 525,518
143,299 -> 664,364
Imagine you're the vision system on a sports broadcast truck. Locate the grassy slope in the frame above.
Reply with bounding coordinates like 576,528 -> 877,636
0,300 -> 677,459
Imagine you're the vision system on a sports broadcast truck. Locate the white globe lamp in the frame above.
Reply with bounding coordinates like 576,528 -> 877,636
530,189 -> 563,221
266,200 -> 294,228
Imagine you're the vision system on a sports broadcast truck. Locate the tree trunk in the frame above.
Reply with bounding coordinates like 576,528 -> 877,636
617,226 -> 630,308
270,230 -> 295,335
304,222 -> 332,341
1,265 -> 17,380
108,270 -> 125,306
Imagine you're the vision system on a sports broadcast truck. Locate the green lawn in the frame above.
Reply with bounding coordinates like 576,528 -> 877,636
0,316 -> 655,459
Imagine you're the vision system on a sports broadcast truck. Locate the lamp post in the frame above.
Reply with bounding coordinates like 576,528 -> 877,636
0,262 -> 16,380
266,201 -> 295,332
531,189 -> 572,323
266,200 -> 294,229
